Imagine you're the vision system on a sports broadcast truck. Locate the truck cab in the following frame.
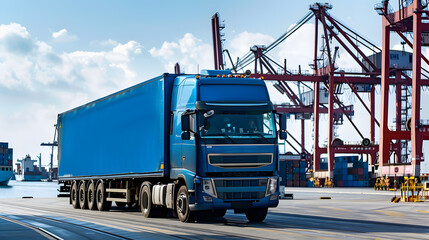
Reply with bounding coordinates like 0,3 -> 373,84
170,70 -> 286,222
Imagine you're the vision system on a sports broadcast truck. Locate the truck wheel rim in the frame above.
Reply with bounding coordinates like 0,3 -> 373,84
89,190 -> 93,203
142,191 -> 149,212
177,193 -> 187,214
98,190 -> 102,203
80,189 -> 84,202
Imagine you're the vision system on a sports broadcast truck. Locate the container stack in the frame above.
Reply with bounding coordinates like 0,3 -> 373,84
279,160 -> 306,187
320,156 -> 369,187
0,142 -> 13,167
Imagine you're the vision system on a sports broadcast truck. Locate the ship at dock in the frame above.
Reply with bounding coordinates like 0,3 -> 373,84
0,142 -> 13,186
15,154 -> 46,181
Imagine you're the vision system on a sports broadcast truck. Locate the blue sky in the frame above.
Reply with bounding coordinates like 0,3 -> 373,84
0,0 -> 427,173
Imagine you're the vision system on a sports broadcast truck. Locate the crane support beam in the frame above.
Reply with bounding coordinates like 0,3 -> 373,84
378,0 -> 427,177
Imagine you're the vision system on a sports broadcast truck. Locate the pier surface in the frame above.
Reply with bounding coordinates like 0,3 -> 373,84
0,188 -> 428,239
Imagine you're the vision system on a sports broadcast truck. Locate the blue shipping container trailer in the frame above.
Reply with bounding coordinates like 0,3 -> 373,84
58,70 -> 287,222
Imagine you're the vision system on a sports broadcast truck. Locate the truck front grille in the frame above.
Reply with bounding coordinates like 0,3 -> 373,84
208,154 -> 272,168
213,178 -> 268,200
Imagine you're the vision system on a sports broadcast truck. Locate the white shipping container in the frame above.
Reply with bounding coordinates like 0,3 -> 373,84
301,89 -> 329,106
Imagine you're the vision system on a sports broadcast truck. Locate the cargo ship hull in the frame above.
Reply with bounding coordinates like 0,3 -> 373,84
0,167 -> 13,186
15,174 -> 42,181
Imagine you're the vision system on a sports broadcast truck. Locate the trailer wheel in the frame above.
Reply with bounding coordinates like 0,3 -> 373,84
78,182 -> 88,209
71,182 -> 80,209
140,182 -> 153,217
96,182 -> 111,211
245,207 -> 268,222
87,182 -> 97,210
176,185 -> 195,222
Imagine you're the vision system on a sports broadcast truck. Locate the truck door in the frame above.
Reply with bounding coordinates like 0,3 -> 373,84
179,81 -> 196,174
181,113 -> 196,174
170,78 -> 197,179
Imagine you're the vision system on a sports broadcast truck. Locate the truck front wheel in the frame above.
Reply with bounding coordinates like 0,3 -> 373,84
71,182 -> 80,209
245,208 -> 268,222
176,185 -> 195,222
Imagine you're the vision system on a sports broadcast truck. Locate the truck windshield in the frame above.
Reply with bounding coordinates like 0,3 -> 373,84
199,111 -> 276,139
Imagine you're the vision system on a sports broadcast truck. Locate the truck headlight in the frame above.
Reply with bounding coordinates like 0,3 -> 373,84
203,179 -> 217,197
265,177 -> 278,196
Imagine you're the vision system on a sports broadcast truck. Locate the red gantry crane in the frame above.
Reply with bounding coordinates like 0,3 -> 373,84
211,1 -> 429,181
376,0 -> 429,176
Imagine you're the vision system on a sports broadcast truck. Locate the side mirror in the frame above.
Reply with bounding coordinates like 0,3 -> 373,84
181,113 -> 190,132
279,114 -> 287,140
279,114 -> 287,131
181,132 -> 190,140
279,131 -> 287,140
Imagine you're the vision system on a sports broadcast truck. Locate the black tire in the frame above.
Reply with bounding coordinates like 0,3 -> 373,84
71,182 -> 80,209
140,182 -> 153,218
87,182 -> 97,210
96,182 -> 111,211
78,182 -> 88,209
213,209 -> 227,218
245,208 -> 268,222
116,202 -> 127,208
176,185 -> 195,222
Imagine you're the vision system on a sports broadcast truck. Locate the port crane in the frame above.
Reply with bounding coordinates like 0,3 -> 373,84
211,1 -> 429,179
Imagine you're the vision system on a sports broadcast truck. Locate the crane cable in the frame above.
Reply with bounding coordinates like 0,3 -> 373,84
233,11 -> 314,72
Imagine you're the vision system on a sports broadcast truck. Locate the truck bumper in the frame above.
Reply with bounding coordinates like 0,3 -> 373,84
189,195 -> 279,211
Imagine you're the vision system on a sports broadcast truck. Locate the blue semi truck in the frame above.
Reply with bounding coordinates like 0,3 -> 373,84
58,70 -> 286,222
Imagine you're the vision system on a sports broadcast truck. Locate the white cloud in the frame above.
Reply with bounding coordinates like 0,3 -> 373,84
100,39 -> 118,46
52,28 -> 78,42
149,33 -> 212,73
228,31 -> 275,60
150,41 -> 179,59
275,24 -> 315,72
0,23 -> 29,39
0,23 -> 144,165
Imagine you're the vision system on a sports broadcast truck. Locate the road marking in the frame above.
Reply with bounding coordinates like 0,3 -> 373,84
415,210 -> 429,214
0,215 -> 64,240
244,227 -> 340,240
321,206 -> 350,212
375,210 -> 404,216
67,215 -> 190,236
